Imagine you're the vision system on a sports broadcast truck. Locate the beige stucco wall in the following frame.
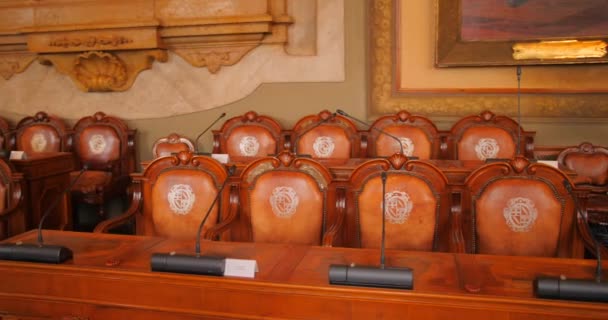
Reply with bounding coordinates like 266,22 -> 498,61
1,0 -> 606,163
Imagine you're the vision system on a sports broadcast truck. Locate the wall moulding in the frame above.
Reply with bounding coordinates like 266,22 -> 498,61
0,0 -> 302,92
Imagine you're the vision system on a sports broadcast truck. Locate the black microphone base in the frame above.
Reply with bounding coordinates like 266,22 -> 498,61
535,277 -> 608,302
0,243 -> 73,264
151,253 -> 225,276
329,264 -> 413,289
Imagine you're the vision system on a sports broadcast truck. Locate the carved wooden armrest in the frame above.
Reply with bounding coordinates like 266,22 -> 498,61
449,191 -> 466,253
576,205 -> 608,259
203,185 -> 239,240
0,195 -> 24,221
93,184 -> 141,233
322,188 -> 346,247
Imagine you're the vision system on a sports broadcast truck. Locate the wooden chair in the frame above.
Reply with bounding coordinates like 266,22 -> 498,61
346,153 -> 452,251
367,111 -> 441,159
0,116 -> 10,153
446,110 -> 535,160
94,151 -> 237,239
11,111 -> 71,155
557,142 -> 608,227
212,111 -> 283,158
210,151 -> 343,246
152,133 -> 195,158
0,159 -> 25,240
463,156 -> 602,258
70,112 -> 137,218
291,110 -> 362,159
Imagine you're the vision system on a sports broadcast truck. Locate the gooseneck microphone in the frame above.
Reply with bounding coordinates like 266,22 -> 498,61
151,165 -> 236,276
534,180 -> 608,302
293,112 -> 336,156
516,66 -> 522,156
336,109 -> 404,156
194,112 -> 226,154
329,171 -> 413,289
0,165 -> 88,263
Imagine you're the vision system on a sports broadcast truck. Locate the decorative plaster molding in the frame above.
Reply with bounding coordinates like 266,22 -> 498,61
0,53 -> 37,80
39,50 -> 168,92
172,45 -> 258,74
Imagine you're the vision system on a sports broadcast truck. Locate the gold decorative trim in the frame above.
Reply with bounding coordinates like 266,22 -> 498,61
39,50 -> 168,92
513,40 -> 607,60
0,52 -> 36,80
172,45 -> 258,74
369,0 -> 608,118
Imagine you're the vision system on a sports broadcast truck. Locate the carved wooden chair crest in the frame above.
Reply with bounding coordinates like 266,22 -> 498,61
212,111 -> 283,158
463,156 -> 601,258
214,151 -> 342,245
71,112 -> 137,217
0,159 -> 25,240
95,151 -> 237,239
12,111 -> 72,155
447,110 -> 535,160
346,153 -> 451,251
291,110 -> 362,159
152,133 -> 195,158
367,111 -> 441,159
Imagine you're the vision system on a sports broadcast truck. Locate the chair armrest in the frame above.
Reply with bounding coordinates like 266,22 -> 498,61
93,183 -> 141,233
204,185 -> 239,240
322,188 -> 346,247
575,200 -> 608,259
449,191 -> 466,253
0,179 -> 24,221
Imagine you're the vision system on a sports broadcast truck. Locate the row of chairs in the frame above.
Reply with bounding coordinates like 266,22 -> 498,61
0,111 -> 137,218
153,110 -> 536,161
94,150 -> 604,259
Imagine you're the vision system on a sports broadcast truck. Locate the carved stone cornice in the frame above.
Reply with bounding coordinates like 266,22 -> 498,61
38,50 -> 168,92
0,52 -> 36,80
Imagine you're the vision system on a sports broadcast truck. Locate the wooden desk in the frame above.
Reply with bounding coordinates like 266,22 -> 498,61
10,152 -> 74,230
0,230 -> 606,319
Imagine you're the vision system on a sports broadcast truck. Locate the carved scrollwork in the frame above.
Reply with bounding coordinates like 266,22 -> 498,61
172,45 -> 258,74
0,53 -> 36,80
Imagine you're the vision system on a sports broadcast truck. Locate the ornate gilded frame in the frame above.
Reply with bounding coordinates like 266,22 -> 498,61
369,0 -> 608,118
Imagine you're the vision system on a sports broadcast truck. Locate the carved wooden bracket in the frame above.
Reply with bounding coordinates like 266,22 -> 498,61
0,0 -> 297,92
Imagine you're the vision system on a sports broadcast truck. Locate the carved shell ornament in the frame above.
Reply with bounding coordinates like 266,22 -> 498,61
73,51 -> 127,92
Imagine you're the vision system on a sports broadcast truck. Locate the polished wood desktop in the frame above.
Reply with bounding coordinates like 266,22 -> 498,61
0,230 -> 606,319
10,152 -> 74,230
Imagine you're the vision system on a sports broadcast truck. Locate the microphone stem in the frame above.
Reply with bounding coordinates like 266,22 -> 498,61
337,110 -> 403,155
380,172 -> 387,269
195,113 -> 226,154
516,66 -> 522,156
294,113 -> 336,155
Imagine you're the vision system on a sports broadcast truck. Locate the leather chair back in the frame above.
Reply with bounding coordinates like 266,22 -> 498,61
347,154 -> 451,251
152,133 -> 195,158
557,142 -> 608,187
368,111 -> 441,159
447,110 -> 535,160
292,110 -> 361,159
239,151 -> 334,245
213,111 -> 283,158
14,111 -> 71,154
464,157 -> 587,258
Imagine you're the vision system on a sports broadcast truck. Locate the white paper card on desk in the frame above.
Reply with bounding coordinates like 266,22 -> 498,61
211,153 -> 230,164
9,151 -> 25,160
224,258 -> 259,278
538,160 -> 559,169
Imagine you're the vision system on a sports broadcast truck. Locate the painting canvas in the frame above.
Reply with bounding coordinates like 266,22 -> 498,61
436,0 -> 608,66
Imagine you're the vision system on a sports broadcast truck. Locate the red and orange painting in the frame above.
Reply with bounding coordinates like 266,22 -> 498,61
461,0 -> 608,41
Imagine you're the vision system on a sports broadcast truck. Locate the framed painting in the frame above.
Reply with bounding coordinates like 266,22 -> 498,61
436,0 -> 608,67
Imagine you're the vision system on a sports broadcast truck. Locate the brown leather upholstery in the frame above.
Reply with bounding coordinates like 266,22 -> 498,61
368,111 -> 441,159
463,156 -> 598,258
557,142 -> 608,225
0,117 -> 9,151
0,159 -> 25,240
152,133 -> 195,158
292,110 -> 362,159
13,111 -> 71,155
213,111 -> 283,158
94,151 -> 236,239
447,110 -> 535,160
71,112 -> 136,217
228,151 -> 342,245
346,154 -> 451,251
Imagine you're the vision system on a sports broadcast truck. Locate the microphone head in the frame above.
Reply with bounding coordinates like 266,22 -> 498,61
381,171 -> 387,181
336,109 -> 346,116
220,112 -> 226,118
